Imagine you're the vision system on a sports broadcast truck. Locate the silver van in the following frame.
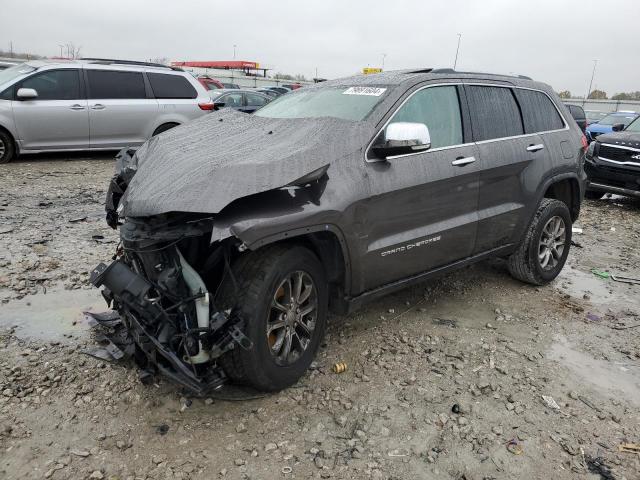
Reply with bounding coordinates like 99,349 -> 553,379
0,59 -> 215,163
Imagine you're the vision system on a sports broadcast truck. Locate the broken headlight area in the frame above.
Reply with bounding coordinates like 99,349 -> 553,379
89,214 -> 252,395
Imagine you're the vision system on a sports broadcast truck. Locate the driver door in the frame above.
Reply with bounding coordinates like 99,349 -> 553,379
12,69 -> 89,151
360,84 -> 481,291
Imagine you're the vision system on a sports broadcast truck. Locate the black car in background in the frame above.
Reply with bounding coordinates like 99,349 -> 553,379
585,116 -> 640,199
208,89 -> 271,113
565,104 -> 587,134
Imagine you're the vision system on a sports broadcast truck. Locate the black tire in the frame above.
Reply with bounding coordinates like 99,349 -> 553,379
507,198 -> 572,286
584,190 -> 603,200
0,130 -> 15,164
217,245 -> 328,391
152,123 -> 179,136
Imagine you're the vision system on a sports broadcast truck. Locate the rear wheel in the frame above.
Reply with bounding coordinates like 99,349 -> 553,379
507,199 -> 572,285
0,130 -> 15,164
217,245 -> 328,391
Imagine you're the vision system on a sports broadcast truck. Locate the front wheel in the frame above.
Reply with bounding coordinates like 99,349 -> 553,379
217,245 -> 328,391
507,199 -> 572,285
0,130 -> 15,164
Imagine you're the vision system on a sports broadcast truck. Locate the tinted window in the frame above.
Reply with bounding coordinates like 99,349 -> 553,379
389,86 -> 463,149
87,70 -> 146,99
20,69 -> 80,100
221,92 -> 244,108
514,89 -> 564,133
148,73 -> 197,99
467,86 -> 523,141
0,86 -> 13,100
245,92 -> 268,107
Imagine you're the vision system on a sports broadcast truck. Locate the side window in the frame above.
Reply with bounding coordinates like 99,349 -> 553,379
466,86 -> 523,141
245,92 -> 267,107
87,70 -> 146,99
388,85 -> 463,149
148,73 -> 197,99
19,70 -> 81,100
222,92 -> 243,108
514,89 -> 565,133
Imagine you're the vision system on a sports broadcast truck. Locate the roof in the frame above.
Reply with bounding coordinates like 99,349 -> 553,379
319,68 -> 539,89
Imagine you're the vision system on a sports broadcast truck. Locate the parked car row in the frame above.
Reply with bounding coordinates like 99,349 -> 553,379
0,59 -> 293,163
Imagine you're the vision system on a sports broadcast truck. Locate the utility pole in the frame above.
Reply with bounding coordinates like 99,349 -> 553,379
586,59 -> 598,99
453,33 -> 462,70
58,44 -> 64,58
9,41 -> 14,58
233,44 -> 237,60
381,53 -> 386,70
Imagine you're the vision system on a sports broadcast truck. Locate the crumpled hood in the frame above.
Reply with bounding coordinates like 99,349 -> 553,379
595,131 -> 640,147
122,109 -> 371,217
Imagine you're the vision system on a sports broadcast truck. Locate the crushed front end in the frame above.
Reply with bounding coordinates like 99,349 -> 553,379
89,150 -> 251,395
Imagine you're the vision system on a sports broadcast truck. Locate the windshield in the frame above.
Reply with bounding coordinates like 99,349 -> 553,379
598,114 -> 637,126
254,86 -> 388,121
625,117 -> 640,132
0,63 -> 36,86
586,111 -> 606,121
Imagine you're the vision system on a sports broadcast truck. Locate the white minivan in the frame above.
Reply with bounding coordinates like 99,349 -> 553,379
0,59 -> 215,163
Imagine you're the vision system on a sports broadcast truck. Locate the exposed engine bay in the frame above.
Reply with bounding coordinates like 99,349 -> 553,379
91,150 -> 256,394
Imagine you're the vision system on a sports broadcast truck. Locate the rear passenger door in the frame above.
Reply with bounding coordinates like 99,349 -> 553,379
85,68 -> 159,148
466,85 -> 557,253
362,85 -> 481,290
147,72 -> 201,121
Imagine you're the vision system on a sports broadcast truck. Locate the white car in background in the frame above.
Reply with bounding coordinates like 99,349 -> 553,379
0,58 -> 215,163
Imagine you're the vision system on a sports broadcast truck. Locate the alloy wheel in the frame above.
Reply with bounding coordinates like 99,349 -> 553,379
538,215 -> 566,270
267,270 -> 317,365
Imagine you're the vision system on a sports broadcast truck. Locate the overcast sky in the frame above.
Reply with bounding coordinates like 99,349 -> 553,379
3,0 -> 639,96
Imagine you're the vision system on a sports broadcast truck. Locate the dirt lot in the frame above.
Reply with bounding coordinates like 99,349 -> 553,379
1,155 -> 639,480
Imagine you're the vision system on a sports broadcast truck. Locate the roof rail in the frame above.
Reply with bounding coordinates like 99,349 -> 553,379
80,58 -> 182,70
430,68 -> 532,80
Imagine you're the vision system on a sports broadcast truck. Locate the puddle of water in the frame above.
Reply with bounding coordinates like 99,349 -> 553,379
0,287 -> 105,342
556,267 -> 631,307
548,335 -> 640,407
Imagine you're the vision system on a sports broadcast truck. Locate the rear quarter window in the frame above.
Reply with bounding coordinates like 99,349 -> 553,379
148,73 -> 197,99
514,89 -> 565,133
466,86 -> 524,141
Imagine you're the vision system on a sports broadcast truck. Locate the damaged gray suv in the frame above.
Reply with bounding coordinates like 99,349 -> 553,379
90,69 -> 588,394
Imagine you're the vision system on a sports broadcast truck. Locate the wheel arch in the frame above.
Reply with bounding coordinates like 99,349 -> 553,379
542,174 -> 582,222
243,225 -> 352,314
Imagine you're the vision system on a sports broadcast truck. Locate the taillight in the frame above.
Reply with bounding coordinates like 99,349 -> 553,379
580,134 -> 588,152
198,101 -> 215,111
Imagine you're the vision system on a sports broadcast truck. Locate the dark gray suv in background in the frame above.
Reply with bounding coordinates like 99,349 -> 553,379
91,69 -> 588,394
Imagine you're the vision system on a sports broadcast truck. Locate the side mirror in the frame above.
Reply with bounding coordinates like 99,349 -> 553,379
213,102 -> 226,111
611,123 -> 625,132
17,88 -> 38,100
372,122 -> 431,159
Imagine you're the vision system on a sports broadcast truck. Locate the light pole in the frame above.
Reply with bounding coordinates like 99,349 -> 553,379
233,44 -> 237,60
58,44 -> 64,58
586,59 -> 598,99
381,53 -> 386,70
453,33 -> 462,70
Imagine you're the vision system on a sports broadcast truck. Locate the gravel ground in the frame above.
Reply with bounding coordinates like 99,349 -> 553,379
1,155 -> 639,480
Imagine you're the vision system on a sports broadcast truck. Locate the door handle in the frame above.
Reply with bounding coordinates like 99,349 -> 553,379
451,156 -> 476,166
526,144 -> 545,152
91,104 -> 106,110
69,104 -> 85,110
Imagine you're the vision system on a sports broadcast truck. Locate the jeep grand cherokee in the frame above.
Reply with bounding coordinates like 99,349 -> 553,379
89,69 -> 587,394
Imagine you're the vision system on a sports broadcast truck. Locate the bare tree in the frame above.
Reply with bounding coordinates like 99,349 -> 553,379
63,42 -> 82,59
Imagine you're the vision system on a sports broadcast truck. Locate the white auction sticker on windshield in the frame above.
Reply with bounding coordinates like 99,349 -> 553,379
343,87 -> 387,96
